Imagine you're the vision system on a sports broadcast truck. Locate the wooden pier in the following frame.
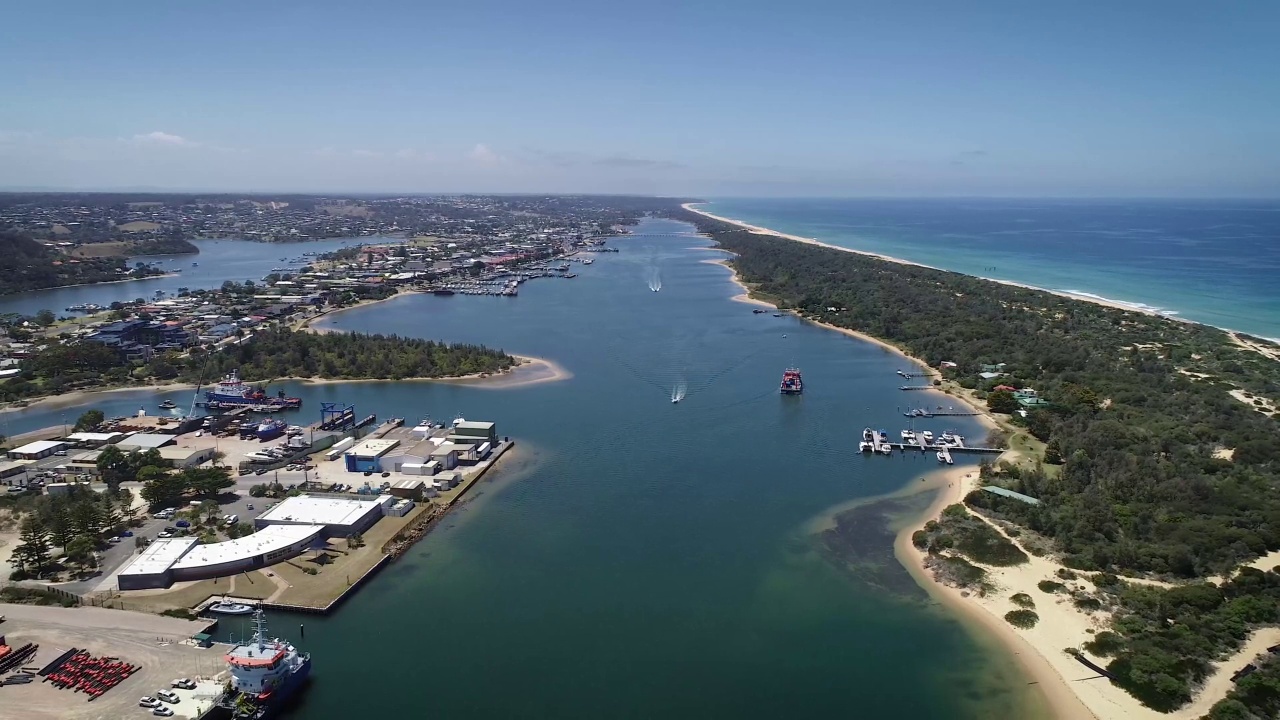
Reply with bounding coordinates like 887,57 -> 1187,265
902,410 -> 981,417
899,385 -> 935,391
877,443 -> 1004,455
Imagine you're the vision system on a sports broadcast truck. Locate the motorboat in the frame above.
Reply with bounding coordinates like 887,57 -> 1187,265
922,430 -> 934,443
859,428 -> 876,452
208,600 -> 255,615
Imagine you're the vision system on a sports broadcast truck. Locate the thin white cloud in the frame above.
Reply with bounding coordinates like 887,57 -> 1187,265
468,143 -> 503,165
131,131 -> 195,146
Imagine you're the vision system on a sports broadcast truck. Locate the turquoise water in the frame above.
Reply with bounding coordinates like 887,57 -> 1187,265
5,219 -> 1045,718
705,198 -> 1280,340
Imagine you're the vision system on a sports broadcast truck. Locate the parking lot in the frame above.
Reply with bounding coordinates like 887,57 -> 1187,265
0,604 -> 225,720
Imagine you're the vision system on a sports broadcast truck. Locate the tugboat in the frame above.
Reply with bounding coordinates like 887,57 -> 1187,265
204,370 -> 302,410
218,606 -> 311,719
208,598 -> 254,615
780,368 -> 803,395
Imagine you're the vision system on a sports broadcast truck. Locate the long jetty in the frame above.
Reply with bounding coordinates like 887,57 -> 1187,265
876,443 -> 1003,455
902,410 -> 981,417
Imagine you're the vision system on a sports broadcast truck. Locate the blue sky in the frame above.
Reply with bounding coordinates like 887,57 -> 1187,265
1,0 -> 1277,196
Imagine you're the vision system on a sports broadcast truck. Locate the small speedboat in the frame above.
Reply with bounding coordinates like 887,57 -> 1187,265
159,400 -> 177,410
208,600 -> 255,615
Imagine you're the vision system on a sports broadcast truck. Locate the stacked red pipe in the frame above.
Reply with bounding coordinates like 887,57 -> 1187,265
45,651 -> 139,701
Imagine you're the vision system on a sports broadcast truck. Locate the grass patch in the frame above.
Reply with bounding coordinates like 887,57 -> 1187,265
1005,609 -> 1039,629
1010,592 -> 1036,608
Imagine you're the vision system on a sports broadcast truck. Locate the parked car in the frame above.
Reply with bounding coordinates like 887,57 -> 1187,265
175,520 -> 191,528
171,678 -> 196,690
139,697 -> 160,708
153,708 -> 174,717
121,530 -> 134,537
157,689 -> 180,703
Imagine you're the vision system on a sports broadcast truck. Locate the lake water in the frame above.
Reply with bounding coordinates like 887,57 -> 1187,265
5,219 -> 1045,718
705,198 -> 1280,340
0,235 -> 400,319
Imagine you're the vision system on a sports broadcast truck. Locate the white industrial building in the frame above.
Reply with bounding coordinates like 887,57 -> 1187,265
116,525 -> 324,591
255,494 -> 395,537
64,432 -> 125,447
117,536 -> 200,590
343,438 -> 400,473
8,440 -> 67,460
116,433 -> 177,452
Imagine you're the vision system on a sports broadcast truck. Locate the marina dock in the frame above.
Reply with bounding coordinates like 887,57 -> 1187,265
880,443 -> 1003,455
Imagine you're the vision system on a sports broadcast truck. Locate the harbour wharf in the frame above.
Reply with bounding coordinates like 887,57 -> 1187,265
875,443 -> 1004,455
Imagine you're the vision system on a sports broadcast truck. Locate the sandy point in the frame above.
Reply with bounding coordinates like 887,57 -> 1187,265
435,355 -> 572,389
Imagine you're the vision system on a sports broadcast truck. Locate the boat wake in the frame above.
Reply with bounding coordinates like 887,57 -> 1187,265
647,267 -> 662,292
671,381 -> 687,404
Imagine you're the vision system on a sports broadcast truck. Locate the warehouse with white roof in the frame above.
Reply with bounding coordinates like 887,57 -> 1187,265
255,494 -> 394,537
116,494 -> 398,590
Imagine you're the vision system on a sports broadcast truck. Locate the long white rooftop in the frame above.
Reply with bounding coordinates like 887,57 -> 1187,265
256,494 -> 390,527
173,524 -> 323,570
117,536 -> 200,577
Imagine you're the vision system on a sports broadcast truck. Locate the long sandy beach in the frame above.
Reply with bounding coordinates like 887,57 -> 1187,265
690,203 -> 1248,720
684,203 -> 1183,320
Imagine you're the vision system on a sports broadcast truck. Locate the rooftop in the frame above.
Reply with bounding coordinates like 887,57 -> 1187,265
65,431 -> 125,443
346,438 -> 400,458
118,536 -> 200,577
173,524 -> 323,570
257,494 -> 389,527
10,440 -> 67,455
117,432 -> 177,450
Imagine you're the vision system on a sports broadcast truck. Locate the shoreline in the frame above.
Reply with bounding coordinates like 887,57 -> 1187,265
0,354 -> 569,415
683,203 -> 1205,324
691,211 -> 1148,719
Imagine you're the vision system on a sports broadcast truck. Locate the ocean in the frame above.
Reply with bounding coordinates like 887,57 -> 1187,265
2,219 -> 1048,719
704,198 -> 1280,341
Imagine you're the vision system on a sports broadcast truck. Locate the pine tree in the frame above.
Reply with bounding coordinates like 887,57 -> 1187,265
11,515 -> 52,577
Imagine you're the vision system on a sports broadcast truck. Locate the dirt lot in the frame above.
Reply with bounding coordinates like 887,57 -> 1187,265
0,604 -> 224,720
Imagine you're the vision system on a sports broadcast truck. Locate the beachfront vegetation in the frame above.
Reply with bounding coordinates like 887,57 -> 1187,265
180,328 -> 515,382
911,504 -> 1028,566
1010,592 -> 1035,608
679,209 -> 1280,578
675,207 -> 1280,714
1004,609 -> 1039,628
1205,656 -> 1280,720
0,326 -> 515,404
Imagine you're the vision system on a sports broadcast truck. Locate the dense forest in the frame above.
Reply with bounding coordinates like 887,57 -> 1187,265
182,328 -> 515,382
0,229 -> 162,295
0,328 -> 514,403
670,206 -> 1280,715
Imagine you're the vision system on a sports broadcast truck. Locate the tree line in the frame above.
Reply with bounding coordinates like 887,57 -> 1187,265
180,328 -> 515,382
